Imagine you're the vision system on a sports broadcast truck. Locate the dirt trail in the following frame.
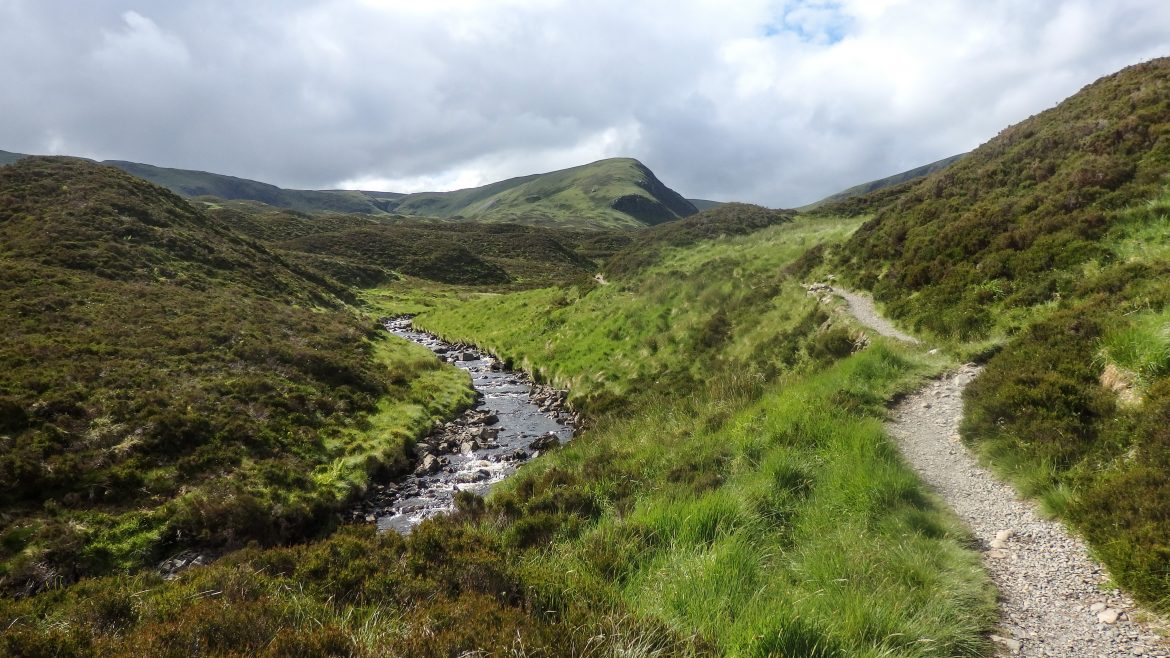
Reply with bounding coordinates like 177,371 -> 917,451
830,287 -> 920,344
823,285 -> 1168,657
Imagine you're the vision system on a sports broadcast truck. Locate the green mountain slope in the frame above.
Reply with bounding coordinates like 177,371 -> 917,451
0,157 -> 474,594
103,160 -> 392,215
827,56 -> 1170,608
388,157 -> 699,228
3,152 -> 697,228
836,58 -> 1170,339
801,153 -> 966,211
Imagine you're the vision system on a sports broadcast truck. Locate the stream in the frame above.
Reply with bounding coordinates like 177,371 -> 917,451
351,317 -> 577,533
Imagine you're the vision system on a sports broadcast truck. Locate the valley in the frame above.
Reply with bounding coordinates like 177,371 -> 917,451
2,57 -> 1170,658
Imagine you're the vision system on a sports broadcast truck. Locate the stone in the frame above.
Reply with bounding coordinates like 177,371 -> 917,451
414,454 -> 440,476
1098,608 -> 1120,624
528,433 -> 560,451
471,426 -> 499,441
1090,602 -> 1108,614
995,529 -> 1015,542
991,635 -> 1022,654
454,469 -> 491,484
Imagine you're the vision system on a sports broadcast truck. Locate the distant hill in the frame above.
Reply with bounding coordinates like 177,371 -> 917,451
0,149 -> 25,166
387,158 -> 698,229
103,160 -> 393,215
603,202 -> 795,278
801,153 -> 966,211
1,151 -> 697,228
687,198 -> 726,211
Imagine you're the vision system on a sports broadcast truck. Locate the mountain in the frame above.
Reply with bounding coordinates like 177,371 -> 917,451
386,157 -> 699,229
103,160 -> 394,215
687,198 -> 726,211
1,152 -> 697,229
0,149 -> 25,166
800,153 -> 966,211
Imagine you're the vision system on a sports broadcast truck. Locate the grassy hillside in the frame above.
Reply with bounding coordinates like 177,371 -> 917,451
1,190 -> 996,656
801,154 -> 966,211
826,57 -> 1170,609
199,200 -> 602,287
373,215 -> 997,655
601,202 -> 796,278
104,161 -> 392,215
834,58 -> 1170,340
0,157 -> 475,595
390,157 -> 699,229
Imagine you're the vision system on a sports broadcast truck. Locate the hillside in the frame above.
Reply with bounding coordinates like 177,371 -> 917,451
835,57 -> 1170,339
104,160 -> 393,215
687,198 -> 726,211
801,153 -> 966,211
0,157 -> 474,595
200,200 -> 603,287
827,57 -> 1170,609
387,157 -> 699,228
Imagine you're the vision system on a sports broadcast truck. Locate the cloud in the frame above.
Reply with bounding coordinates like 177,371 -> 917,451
0,0 -> 1166,206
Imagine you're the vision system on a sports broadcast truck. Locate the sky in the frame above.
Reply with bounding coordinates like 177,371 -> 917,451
0,1 -> 1167,207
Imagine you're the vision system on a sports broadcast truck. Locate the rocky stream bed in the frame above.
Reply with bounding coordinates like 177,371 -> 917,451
349,316 -> 579,533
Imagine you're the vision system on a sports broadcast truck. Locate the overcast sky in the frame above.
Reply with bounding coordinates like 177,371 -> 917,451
1,1 -> 1167,206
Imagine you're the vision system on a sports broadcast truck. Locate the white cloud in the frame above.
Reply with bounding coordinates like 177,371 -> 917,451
0,0 -> 1166,205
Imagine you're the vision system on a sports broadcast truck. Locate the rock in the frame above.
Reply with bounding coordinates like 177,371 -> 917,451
994,529 -> 1015,542
986,549 -> 1009,559
528,433 -> 560,451
459,351 -> 477,362
471,426 -> 499,441
1098,608 -> 1121,624
1091,602 -> 1108,613
480,413 -> 500,425
414,454 -> 441,476
928,348 -> 941,355
461,441 -> 475,454
454,469 -> 491,484
991,635 -> 1022,654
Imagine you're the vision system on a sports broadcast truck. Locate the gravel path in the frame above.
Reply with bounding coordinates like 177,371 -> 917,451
814,284 -> 1168,656
889,366 -> 1167,657
828,286 -> 920,344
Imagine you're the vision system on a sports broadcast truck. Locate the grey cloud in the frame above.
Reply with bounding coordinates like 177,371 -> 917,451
0,0 -> 1167,206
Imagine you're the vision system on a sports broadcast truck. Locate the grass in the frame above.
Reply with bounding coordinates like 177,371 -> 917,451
495,343 -> 995,657
2,196 -> 998,655
411,215 -> 864,412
